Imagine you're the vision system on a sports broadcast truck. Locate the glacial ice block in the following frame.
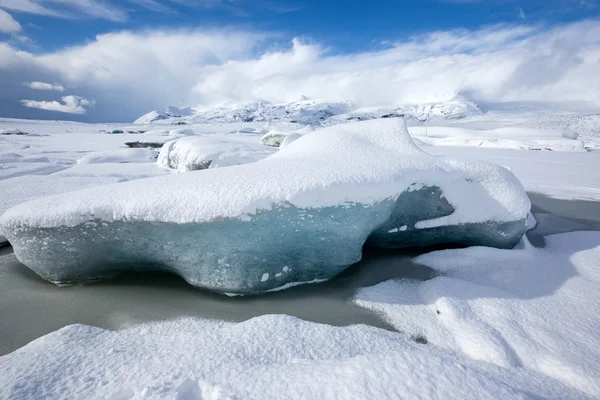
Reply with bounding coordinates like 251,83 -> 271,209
158,136 -> 276,172
0,119 -> 530,294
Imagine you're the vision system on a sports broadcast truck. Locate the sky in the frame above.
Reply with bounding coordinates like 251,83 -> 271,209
0,0 -> 599,122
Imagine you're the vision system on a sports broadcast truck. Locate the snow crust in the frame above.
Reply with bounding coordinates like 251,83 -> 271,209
355,231 -> 600,397
0,314 -> 587,400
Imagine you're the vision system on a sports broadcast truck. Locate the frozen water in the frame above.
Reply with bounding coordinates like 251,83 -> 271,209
77,148 -> 158,164
367,186 -> 527,249
0,119 -> 529,294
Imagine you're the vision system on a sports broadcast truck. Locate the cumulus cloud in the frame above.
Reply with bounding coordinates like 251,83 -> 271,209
0,20 -> 599,122
0,8 -> 21,33
21,95 -> 94,114
25,81 -> 65,91
191,20 -> 600,107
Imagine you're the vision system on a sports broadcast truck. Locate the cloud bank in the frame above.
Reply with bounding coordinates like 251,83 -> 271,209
0,19 -> 599,122
21,95 -> 93,114
25,81 -> 65,91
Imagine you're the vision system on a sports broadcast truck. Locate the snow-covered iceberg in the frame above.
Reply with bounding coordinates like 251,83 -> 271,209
0,119 -> 530,294
158,136 -> 277,172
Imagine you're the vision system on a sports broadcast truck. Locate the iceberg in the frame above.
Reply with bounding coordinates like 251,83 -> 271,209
0,119 -> 530,294
158,136 -> 277,172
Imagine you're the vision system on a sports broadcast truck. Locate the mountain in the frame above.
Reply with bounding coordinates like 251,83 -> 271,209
133,97 -> 481,126
134,106 -> 196,124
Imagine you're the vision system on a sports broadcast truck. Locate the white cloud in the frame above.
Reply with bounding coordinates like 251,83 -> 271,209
127,0 -> 173,13
190,21 -> 600,107
0,8 -> 21,33
0,20 -> 599,122
21,95 -> 94,114
0,0 -> 127,21
25,81 -> 65,91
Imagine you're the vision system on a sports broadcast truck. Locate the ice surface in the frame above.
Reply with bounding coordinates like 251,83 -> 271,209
355,231 -> 600,397
158,135 -> 277,172
77,148 -> 158,164
1,119 -> 529,294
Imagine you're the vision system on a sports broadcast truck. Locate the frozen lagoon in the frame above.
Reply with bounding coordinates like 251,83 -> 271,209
1,193 -> 598,356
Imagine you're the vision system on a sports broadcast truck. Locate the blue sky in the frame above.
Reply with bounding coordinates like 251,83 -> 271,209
3,0 -> 598,53
0,0 -> 598,122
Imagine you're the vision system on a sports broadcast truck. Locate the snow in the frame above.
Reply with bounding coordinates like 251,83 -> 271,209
77,149 -> 158,164
0,100 -> 599,397
134,97 -> 480,127
158,136 -> 277,172
0,118 -> 530,293
427,146 -> 600,201
280,132 -> 303,148
0,118 -> 529,228
134,106 -> 195,124
355,231 -> 600,397
0,314 -> 587,400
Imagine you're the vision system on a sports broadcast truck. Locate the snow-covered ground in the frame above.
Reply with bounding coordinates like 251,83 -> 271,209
1,102 -> 600,398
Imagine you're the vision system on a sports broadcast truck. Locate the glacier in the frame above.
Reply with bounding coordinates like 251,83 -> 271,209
0,119 -> 530,294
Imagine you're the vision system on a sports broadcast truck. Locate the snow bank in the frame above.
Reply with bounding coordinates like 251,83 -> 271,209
158,136 -> 277,172
0,315 -> 584,400
280,132 -> 303,148
355,231 -> 600,397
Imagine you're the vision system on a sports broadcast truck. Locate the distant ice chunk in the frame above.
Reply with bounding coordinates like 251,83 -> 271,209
0,128 -> 28,135
261,131 -> 288,147
158,136 -> 277,172
0,119 -> 529,294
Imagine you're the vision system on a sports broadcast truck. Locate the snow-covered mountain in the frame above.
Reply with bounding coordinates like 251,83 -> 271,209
133,97 -> 482,126
134,106 -> 196,124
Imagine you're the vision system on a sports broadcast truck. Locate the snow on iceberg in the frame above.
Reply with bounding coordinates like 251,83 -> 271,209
158,136 -> 277,172
0,119 -> 530,294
